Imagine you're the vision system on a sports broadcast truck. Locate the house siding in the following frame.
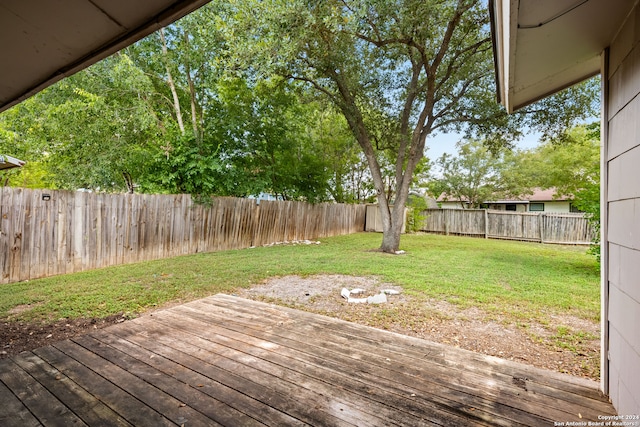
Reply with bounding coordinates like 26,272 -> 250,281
485,203 -> 527,211
606,4 -> 640,414
533,201 -> 571,213
493,201 -> 571,212
440,201 -> 573,213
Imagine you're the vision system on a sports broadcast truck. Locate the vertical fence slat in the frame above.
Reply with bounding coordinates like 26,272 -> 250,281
8,188 -> 24,283
58,191 -> 70,276
0,188 -> 367,284
46,191 -> 57,278
26,191 -> 38,281
0,187 -> 9,284
420,208 -> 593,245
19,189 -> 34,282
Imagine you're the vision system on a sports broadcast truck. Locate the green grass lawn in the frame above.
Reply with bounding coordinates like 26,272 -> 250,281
0,232 -> 600,325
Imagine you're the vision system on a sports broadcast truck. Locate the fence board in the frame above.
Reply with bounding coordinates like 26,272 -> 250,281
0,189 -> 366,284
9,188 -> 24,283
58,191 -> 71,276
420,209 -> 594,245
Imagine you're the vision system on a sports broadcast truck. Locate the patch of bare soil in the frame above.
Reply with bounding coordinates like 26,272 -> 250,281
0,314 -> 128,359
236,274 -> 601,380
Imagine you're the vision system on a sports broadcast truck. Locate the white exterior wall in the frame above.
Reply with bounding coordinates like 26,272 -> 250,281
440,201 -> 572,212
493,203 -> 529,212
492,201 -> 571,213
605,5 -> 640,415
537,201 -> 572,213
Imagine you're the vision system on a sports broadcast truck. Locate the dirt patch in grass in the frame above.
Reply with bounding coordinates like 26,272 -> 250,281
7,303 -> 43,316
236,274 -> 601,380
0,314 -> 128,359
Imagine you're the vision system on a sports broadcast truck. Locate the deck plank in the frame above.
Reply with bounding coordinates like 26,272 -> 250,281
73,334 -> 295,427
0,294 -> 616,426
33,345 -> 174,427
86,331 -> 313,427
203,295 -> 613,415
157,302 -> 550,426
51,339 -> 214,427
150,307 -> 533,426
0,357 -> 86,427
211,294 -> 607,399
0,374 -> 42,427
12,352 -> 132,427
100,315 -> 428,426
93,326 -> 375,426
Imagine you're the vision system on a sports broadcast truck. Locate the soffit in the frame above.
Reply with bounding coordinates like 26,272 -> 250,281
492,0 -> 635,112
0,0 -> 211,113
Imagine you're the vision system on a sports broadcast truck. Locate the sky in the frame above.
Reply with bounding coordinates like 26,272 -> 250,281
425,130 -> 543,161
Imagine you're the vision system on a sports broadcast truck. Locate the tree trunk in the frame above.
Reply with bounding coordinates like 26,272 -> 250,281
159,28 -> 185,135
325,69 -> 416,254
122,171 -> 134,194
186,69 -> 199,141
380,202 -> 405,253
183,31 -> 201,143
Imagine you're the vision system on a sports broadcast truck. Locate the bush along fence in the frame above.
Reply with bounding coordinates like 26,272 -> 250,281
0,188 -> 366,284
419,208 -> 595,245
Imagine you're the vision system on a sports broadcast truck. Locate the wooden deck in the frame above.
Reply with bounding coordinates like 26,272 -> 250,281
0,294 -> 615,426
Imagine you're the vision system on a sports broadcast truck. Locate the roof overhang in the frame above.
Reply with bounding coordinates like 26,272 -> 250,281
0,0 -> 211,114
490,0 -> 636,113
0,155 -> 26,171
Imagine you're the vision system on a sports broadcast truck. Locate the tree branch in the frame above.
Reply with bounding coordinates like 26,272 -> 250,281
430,0 -> 474,75
434,37 -> 491,95
396,50 -> 423,188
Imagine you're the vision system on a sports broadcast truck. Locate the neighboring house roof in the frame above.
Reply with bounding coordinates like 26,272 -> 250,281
437,188 -> 570,204
489,0 -> 633,113
489,188 -> 571,203
0,154 -> 25,171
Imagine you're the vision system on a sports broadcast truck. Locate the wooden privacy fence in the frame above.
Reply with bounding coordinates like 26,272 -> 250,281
0,188 -> 366,284
420,209 -> 595,245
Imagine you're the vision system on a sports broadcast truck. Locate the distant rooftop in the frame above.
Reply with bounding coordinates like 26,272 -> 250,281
437,188 -> 570,203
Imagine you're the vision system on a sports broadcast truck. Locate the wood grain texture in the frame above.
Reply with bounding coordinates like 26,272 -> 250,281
0,189 -> 366,284
0,295 -> 615,426
420,209 -> 594,244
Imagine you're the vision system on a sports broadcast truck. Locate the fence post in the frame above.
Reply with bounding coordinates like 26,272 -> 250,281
484,209 -> 488,239
444,210 -> 449,235
539,213 -> 544,243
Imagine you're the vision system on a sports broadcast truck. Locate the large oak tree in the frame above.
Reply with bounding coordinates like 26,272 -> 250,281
225,0 -> 598,252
